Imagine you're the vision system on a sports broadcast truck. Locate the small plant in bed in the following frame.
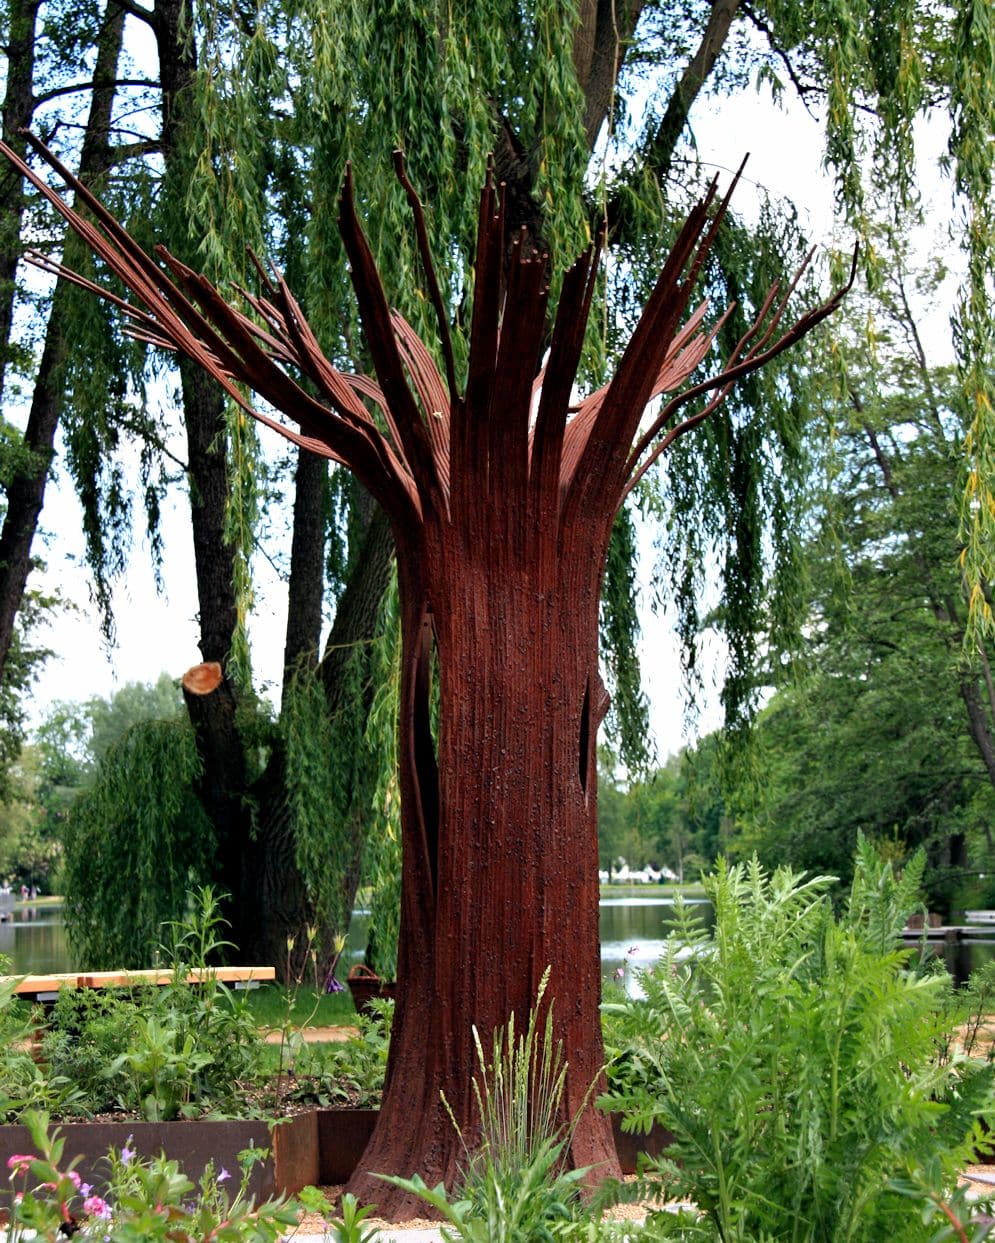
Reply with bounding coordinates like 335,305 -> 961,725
0,890 -> 390,1124
275,997 -> 392,1110
1,1109 -> 298,1242
33,891 -> 265,1121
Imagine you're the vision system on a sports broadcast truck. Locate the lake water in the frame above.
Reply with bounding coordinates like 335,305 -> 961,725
5,897 -> 994,990
0,903 -> 69,975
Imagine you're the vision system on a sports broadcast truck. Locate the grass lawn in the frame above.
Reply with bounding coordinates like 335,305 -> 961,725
599,882 -> 707,899
242,983 -> 359,1028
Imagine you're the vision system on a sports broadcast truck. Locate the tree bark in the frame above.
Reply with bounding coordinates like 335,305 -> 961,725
180,661 -> 253,953
0,0 -> 124,680
574,0 -> 648,151
154,0 -> 256,948
282,446 -> 328,686
0,0 -> 40,407
646,0 -> 742,181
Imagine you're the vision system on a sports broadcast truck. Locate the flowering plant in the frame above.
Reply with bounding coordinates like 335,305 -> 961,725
3,1111 -> 300,1241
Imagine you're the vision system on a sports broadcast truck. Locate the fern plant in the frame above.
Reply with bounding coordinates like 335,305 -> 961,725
598,838 -> 995,1242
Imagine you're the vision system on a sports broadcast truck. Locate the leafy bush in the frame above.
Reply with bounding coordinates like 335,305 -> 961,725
284,996 -> 393,1109
1,1110 -> 298,1241
598,840 -> 995,1241
0,958 -> 89,1122
27,890 -> 266,1121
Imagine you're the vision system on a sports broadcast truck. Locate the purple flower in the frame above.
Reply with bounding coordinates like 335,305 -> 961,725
120,1138 -> 135,1165
217,1167 -> 231,1184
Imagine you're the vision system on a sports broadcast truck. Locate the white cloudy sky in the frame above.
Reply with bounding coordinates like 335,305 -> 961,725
24,81 -> 956,757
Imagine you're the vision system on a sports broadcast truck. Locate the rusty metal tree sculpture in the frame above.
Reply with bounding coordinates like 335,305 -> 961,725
2,133 -> 852,1218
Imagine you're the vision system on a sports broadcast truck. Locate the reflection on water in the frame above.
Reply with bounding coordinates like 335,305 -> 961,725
600,895 -> 714,997
4,898 -> 994,992
0,904 -> 69,975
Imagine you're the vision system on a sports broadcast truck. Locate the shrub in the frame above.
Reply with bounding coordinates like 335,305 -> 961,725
598,840 -> 995,1241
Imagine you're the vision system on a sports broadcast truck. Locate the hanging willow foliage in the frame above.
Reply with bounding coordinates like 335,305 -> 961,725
62,718 -> 215,968
282,648 -> 372,942
18,0 -> 992,977
360,570 -> 403,979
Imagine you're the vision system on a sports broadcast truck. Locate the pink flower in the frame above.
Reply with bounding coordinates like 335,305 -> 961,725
67,1171 -> 81,1190
6,1154 -> 34,1176
83,1195 -> 112,1220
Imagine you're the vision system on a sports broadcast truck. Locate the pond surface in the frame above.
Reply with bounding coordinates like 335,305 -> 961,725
6,897 -> 994,991
0,903 -> 69,975
599,895 -> 713,996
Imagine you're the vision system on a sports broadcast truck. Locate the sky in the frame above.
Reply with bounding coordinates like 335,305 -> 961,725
22,78 -> 954,757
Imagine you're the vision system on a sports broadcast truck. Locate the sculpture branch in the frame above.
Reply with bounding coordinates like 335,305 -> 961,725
621,243 -> 860,502
392,149 -> 460,409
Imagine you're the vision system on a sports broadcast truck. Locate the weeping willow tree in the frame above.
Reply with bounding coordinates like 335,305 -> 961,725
5,1 -> 992,982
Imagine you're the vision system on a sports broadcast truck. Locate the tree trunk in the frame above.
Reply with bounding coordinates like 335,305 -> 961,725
0,0 -> 124,681
282,446 -> 328,684
180,662 -> 253,955
155,0 -> 256,947
0,0 -> 39,407
241,503 -> 395,978
346,513 -> 619,1216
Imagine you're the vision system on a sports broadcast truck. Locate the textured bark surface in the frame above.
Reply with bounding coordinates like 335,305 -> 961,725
0,0 -> 39,407
180,661 -> 253,954
1,142 -> 852,1218
0,0 -> 124,681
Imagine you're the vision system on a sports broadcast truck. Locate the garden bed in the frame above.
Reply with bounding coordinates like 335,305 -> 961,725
0,1106 -> 680,1205
0,1111 -> 319,1199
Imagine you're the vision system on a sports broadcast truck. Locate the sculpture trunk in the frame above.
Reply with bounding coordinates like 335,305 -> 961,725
0,136 -> 853,1221
345,519 -> 618,1216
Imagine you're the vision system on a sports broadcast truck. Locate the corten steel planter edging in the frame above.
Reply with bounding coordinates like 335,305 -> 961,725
316,1108 -> 674,1181
0,1112 -> 319,1199
317,1107 -> 380,1183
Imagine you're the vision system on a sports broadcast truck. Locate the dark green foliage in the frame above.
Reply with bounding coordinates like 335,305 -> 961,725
598,738 -> 727,880
601,506 -> 652,773
282,660 -> 369,944
598,841 -> 995,1241
727,235 -> 995,905
35,893 -> 262,1121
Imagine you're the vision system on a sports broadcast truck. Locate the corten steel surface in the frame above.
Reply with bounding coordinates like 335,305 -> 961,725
0,134 -> 853,1217
0,1112 -> 317,1199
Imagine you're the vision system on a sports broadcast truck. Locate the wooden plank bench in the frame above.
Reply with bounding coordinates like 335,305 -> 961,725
2,965 -> 275,1004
